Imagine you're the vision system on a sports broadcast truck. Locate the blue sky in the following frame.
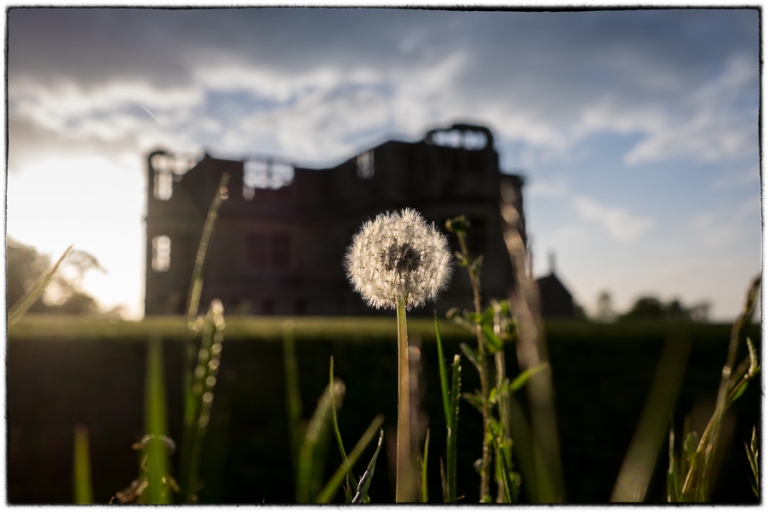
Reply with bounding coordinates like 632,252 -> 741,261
6,8 -> 761,320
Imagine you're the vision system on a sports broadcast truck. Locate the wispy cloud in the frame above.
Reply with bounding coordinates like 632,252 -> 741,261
624,55 -> 758,165
572,196 -> 654,241
8,10 -> 759,170
691,194 -> 761,249
527,175 -> 570,199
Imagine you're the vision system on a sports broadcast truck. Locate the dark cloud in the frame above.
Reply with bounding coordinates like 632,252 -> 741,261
8,8 -> 759,166
10,8 -> 757,87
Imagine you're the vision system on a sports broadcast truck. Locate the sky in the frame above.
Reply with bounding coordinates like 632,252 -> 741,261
6,8 -> 762,321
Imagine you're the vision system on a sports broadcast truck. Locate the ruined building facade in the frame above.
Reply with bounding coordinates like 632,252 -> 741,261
144,124 -> 526,317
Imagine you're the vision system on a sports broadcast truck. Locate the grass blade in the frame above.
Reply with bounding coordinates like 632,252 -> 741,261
144,335 -> 171,504
329,356 -> 356,503
745,426 -> 759,498
8,244 -> 72,326
440,458 -> 447,502
179,173 -> 229,500
446,354 -> 461,503
504,391 -> 552,503
298,379 -> 346,503
184,173 -> 230,326
317,415 -> 385,504
434,313 -> 451,424
283,320 -> 303,482
420,428 -> 430,503
681,274 -> 760,501
500,183 -> 566,502
667,423 -> 676,502
351,428 -> 385,504
493,433 -> 518,503
180,300 -> 225,503
509,363 -> 549,393
611,330 -> 692,502
73,425 -> 94,504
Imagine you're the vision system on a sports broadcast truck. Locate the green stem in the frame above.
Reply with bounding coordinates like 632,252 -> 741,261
458,233 -> 492,502
396,298 -> 414,503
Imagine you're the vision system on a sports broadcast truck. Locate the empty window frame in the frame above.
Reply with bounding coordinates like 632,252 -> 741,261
152,235 -> 171,272
244,159 -> 295,191
154,171 -> 173,200
430,129 -> 487,151
356,150 -> 375,179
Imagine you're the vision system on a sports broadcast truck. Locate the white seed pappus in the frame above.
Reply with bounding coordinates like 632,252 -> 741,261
345,208 -> 452,309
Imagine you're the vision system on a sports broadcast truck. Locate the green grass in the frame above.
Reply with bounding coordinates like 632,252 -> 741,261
9,315 -> 747,343
73,425 -> 94,504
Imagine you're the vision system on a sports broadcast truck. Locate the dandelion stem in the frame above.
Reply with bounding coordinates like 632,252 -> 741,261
396,297 -> 415,502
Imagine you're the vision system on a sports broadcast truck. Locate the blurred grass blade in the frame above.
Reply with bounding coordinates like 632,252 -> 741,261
726,338 -> 760,408
500,183 -> 566,502
681,274 -> 760,501
317,415 -> 385,504
298,379 -> 346,503
667,422 -> 681,502
459,342 -> 481,372
420,428 -> 430,503
179,173 -> 229,501
8,244 -> 72,326
329,356 -> 356,502
505,392 -> 545,502
73,424 -> 94,504
611,330 -> 692,502
745,426 -> 759,498
434,313 -> 451,423
351,428 -> 385,504
439,458 -> 447,502
184,173 -> 230,325
283,321 -> 303,482
509,363 -> 549,392
493,434 -> 517,503
180,300 -> 225,503
445,354 -> 461,502
144,336 -> 171,504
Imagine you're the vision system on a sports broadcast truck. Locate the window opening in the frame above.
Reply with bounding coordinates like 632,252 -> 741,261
430,129 -> 488,151
152,235 -> 171,272
154,171 -> 173,200
356,150 -> 375,179
244,158 -> 294,190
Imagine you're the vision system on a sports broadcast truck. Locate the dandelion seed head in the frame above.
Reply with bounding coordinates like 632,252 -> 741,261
345,208 -> 452,310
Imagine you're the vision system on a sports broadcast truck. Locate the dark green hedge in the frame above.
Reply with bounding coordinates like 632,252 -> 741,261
7,316 -> 761,504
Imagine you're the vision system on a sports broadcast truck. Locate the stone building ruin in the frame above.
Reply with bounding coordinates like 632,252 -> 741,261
144,123 -> 526,317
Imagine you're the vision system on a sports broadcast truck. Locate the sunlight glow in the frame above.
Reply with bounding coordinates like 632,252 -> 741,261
7,156 -> 146,319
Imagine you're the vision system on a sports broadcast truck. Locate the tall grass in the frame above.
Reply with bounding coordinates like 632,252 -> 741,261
42,174 -> 758,505
668,275 -> 761,503
500,182 -> 565,502
179,173 -> 230,503
282,321 -> 385,503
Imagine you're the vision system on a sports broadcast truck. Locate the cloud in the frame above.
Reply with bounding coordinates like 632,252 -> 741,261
8,9 -> 759,169
571,196 -> 654,241
691,194 -> 761,249
624,55 -> 758,165
527,175 -> 570,199
711,164 -> 760,190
